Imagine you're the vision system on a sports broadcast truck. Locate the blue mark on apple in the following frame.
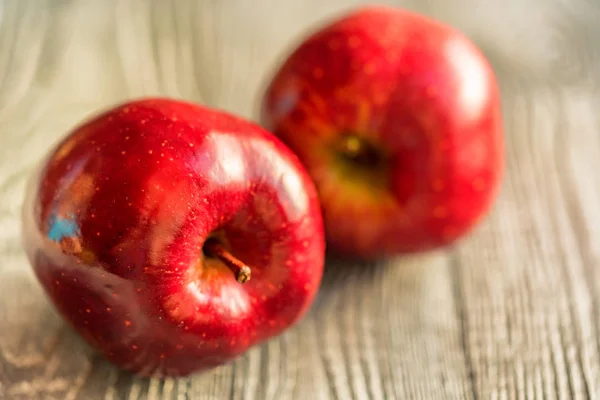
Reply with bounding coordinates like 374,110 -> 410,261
47,213 -> 80,242
275,89 -> 299,118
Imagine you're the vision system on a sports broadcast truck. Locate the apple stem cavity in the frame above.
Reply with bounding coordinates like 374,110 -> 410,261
203,239 -> 252,284
339,135 -> 382,169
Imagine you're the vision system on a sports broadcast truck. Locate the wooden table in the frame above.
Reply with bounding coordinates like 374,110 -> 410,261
2,0 -> 599,398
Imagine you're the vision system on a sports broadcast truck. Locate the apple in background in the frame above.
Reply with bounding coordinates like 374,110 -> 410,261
261,6 -> 504,259
21,98 -> 325,377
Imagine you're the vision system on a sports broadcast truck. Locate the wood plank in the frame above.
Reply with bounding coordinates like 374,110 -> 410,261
451,10 -> 600,396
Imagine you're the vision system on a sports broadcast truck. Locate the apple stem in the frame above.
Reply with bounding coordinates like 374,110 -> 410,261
203,240 -> 251,284
339,135 -> 382,168
341,136 -> 363,159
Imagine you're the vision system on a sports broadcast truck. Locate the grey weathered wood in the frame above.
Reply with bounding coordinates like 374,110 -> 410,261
1,0 -> 600,398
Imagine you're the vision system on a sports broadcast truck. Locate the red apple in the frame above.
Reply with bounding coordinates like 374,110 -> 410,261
21,98 -> 325,377
261,6 -> 504,259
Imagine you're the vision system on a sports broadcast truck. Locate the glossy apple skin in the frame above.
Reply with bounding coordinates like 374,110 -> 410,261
22,98 -> 325,377
261,6 -> 504,259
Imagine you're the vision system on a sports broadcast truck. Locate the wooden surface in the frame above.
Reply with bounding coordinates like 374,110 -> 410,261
2,0 -> 600,398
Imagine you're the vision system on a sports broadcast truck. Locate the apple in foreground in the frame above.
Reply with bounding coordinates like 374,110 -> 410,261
21,98 -> 325,377
261,6 -> 504,259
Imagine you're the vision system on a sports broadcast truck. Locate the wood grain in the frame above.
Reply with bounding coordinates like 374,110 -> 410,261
1,0 -> 599,398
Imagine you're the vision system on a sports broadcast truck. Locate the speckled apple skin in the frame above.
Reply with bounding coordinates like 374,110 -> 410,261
261,6 -> 504,258
22,98 -> 325,377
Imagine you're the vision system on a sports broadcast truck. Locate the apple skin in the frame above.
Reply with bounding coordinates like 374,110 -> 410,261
261,6 -> 504,259
21,98 -> 325,377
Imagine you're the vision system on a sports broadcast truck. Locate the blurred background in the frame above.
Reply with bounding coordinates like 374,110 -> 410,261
1,0 -> 600,398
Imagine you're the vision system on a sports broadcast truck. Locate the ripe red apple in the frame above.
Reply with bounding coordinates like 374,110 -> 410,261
21,98 -> 325,377
261,6 -> 504,259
